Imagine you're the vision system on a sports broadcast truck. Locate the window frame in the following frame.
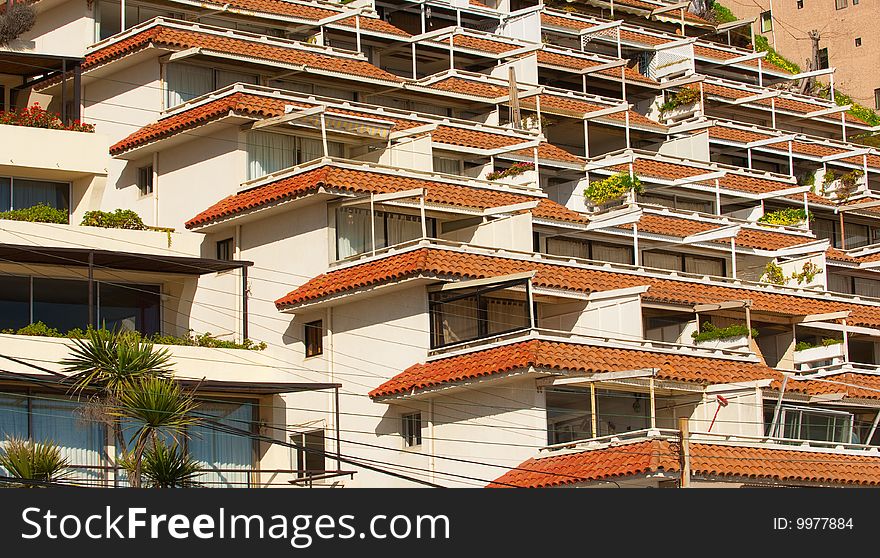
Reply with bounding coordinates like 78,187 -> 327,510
137,165 -> 154,197
760,11 -> 772,32
402,412 -> 422,448
818,48 -> 829,70
304,319 -> 323,358
216,238 -> 234,261
835,0 -> 847,9
428,278 -> 532,349
641,249 -> 727,277
292,429 -> 325,478
0,175 -> 71,214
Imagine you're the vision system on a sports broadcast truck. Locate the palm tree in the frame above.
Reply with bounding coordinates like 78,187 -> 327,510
61,328 -> 201,488
62,328 -> 172,397
112,376 -> 200,487
0,437 -> 70,488
123,440 -> 202,488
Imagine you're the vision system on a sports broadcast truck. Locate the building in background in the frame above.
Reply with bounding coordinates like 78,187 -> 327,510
722,0 -> 880,110
2,0 -> 880,488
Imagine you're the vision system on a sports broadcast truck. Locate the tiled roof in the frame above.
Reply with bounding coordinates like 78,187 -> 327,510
209,0 -> 411,36
537,50 -> 658,85
273,246 -> 880,328
83,25 -> 402,84
444,34 -> 520,54
605,159 -> 831,203
511,142 -> 584,165
110,91 -> 568,156
368,338 -> 780,398
709,126 -> 880,169
693,44 -> 791,75
629,213 -> 815,250
521,95 -> 665,130
185,164 -> 587,228
489,439 -> 880,487
425,77 -> 510,98
541,13 -> 672,46
701,83 -> 869,125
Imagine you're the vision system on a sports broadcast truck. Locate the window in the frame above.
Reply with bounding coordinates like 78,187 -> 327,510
165,63 -> 259,108
0,274 -> 161,335
760,11 -> 772,32
0,176 -> 69,213
305,320 -> 323,357
216,238 -> 234,261
293,430 -> 325,478
544,237 -> 633,264
796,0 -> 803,7
875,88 -> 880,110
429,279 -> 531,348
818,48 -> 829,70
856,37 -> 862,47
137,165 -> 153,196
777,405 -> 853,443
642,250 -> 726,277
95,0 -> 184,41
402,412 -> 422,447
246,131 -> 344,180
835,0 -> 847,9
335,207 -> 434,260
189,401 -> 256,488
433,157 -> 462,175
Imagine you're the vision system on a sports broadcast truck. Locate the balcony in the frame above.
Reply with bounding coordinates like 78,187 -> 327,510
0,123 -> 108,179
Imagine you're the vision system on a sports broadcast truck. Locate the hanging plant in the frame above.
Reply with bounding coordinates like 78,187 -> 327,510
584,172 -> 643,205
791,261 -> 823,285
837,169 -> 864,200
659,87 -> 700,113
692,321 -> 759,342
757,208 -> 811,226
485,162 -> 535,181
761,261 -> 786,285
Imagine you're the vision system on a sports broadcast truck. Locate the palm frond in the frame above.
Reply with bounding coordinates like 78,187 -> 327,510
0,437 -> 71,488
61,328 -> 173,395
122,440 -> 203,488
112,376 -> 200,450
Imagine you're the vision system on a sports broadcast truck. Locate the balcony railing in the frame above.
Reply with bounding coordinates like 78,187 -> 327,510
328,237 -> 880,308
539,427 -> 880,455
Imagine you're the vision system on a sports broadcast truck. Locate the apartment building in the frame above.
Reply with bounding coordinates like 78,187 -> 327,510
723,0 -> 880,110
3,0 -> 880,488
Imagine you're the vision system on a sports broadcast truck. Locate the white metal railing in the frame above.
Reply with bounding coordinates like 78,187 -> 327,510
326,237 -> 880,308
426,327 -> 757,362
540,427 -> 880,454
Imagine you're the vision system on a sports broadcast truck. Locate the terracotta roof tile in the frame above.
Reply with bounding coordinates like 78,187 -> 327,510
701,83 -> 868,125
693,44 -> 791,75
489,439 -> 880,487
273,246 -> 880,328
781,371 -> 880,400
511,142 -> 584,165
629,213 -> 814,250
425,77 -> 510,98
521,95 -> 665,130
445,34 -> 519,54
214,0 -> 411,36
110,91 -> 561,155
83,24 -> 402,84
537,50 -> 658,85
369,338 -> 781,398
185,164 -> 587,228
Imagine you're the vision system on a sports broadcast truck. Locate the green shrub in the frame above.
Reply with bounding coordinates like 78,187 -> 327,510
1,321 -> 65,337
761,261 -> 786,285
708,1 -> 737,23
1,324 -> 266,350
585,172 -> 643,205
80,209 -> 146,230
0,203 -> 68,224
791,261 -> 822,285
795,338 -> 843,351
753,35 -> 800,74
692,321 -> 758,342
816,85 -> 880,127
758,208 -> 810,226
